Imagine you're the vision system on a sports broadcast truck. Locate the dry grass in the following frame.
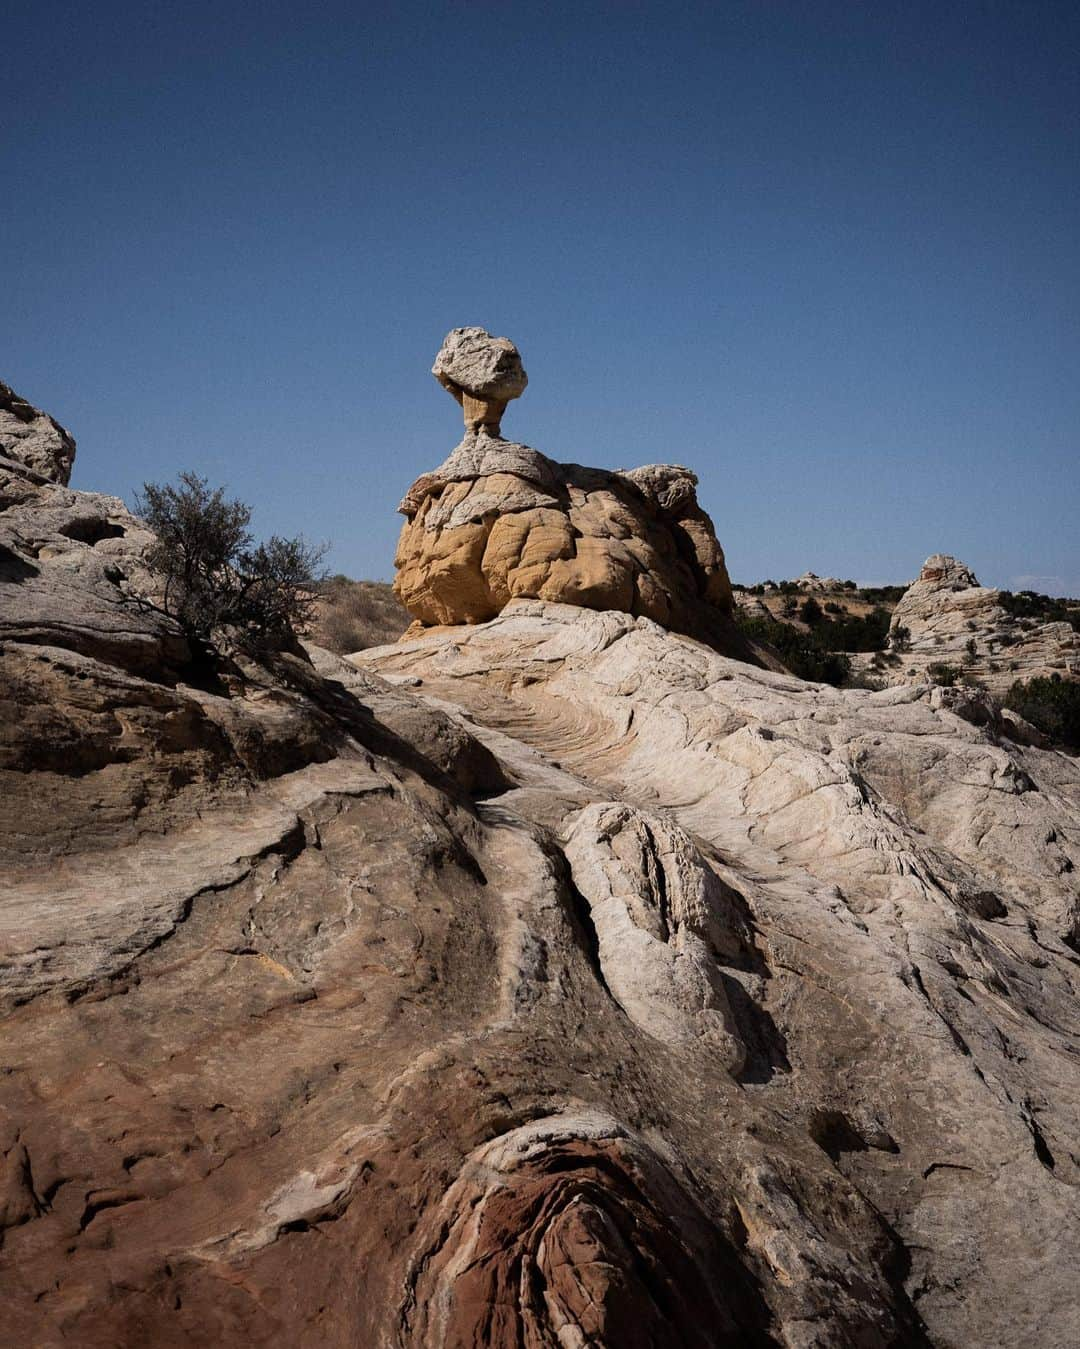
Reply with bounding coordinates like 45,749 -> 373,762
310,576 -> 410,654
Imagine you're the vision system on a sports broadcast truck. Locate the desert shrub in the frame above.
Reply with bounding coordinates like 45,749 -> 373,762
136,472 -> 325,651
844,671 -> 885,690
818,606 -> 892,652
1004,675 -> 1080,750
313,576 -> 410,652
800,596 -> 824,626
824,601 -> 844,614
736,614 -> 852,686
928,663 -> 959,686
890,624 -> 912,652
999,589 -> 1080,632
964,637 -> 978,665
858,584 -> 906,605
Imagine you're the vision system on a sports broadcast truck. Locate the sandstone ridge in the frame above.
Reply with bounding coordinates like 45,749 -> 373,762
855,552 -> 1080,694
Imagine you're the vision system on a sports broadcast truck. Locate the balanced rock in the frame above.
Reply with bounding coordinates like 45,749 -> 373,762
0,380 -> 76,485
432,326 -> 528,437
399,330 -> 738,649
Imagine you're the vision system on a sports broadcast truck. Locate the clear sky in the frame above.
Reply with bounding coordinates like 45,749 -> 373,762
4,1 -> 1078,592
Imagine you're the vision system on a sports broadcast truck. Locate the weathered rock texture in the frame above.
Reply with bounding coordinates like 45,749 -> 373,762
866,553 -> 1080,694
395,432 -> 741,650
1,380 -> 76,485
432,326 -> 528,437
3,379 -> 1080,1348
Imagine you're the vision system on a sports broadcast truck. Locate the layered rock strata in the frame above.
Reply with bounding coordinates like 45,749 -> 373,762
3,376 -> 1080,1347
866,553 -> 1080,694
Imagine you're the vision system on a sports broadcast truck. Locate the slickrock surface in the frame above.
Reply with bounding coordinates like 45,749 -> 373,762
359,600 -> 1080,1347
3,375 -> 1080,1347
867,554 -> 1080,694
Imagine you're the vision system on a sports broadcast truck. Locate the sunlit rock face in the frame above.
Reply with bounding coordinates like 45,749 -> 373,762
396,330 -> 741,651
862,552 -> 1080,693
3,373 -> 1080,1348
1,380 -> 76,485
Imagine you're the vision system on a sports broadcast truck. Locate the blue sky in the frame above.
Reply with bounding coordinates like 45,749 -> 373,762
3,1 -> 1078,592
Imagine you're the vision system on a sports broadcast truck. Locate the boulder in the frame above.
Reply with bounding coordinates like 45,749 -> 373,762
394,432 -> 737,646
432,326 -> 528,437
0,380 -> 76,485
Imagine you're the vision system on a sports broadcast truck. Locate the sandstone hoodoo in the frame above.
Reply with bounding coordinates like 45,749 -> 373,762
431,325 -> 529,437
395,327 -> 741,651
3,364 -> 1080,1348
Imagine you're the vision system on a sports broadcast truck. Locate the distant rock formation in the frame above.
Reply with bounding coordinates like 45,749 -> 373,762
395,329 -> 738,650
0,379 -> 76,485
883,553 -> 1080,693
791,570 -> 846,592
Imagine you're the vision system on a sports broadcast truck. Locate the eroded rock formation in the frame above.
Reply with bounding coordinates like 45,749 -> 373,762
432,326 -> 528,437
3,374 -> 1080,1347
1,380 -> 76,485
396,330 -> 740,650
868,553 -> 1080,694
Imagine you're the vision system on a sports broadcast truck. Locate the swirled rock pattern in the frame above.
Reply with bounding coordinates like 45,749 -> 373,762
3,378 -> 1080,1347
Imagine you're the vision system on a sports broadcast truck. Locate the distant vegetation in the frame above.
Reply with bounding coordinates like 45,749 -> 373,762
927,663 -> 960,687
136,472 -> 325,653
736,614 -> 853,685
998,590 -> 1080,632
313,576 -> 410,653
858,585 -> 908,605
1004,675 -> 1080,751
736,601 -> 895,686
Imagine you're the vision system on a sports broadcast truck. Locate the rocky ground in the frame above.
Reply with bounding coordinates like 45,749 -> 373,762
2,357 -> 1080,1347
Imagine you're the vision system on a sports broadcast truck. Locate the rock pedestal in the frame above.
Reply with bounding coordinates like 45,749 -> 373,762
398,330 -> 736,649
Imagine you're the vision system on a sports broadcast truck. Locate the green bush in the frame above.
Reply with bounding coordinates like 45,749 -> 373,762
736,614 -> 852,686
136,472 -> 326,652
999,590 -> 1080,632
858,584 -> 907,605
800,596 -> 825,626
927,663 -> 959,686
1004,675 -> 1080,750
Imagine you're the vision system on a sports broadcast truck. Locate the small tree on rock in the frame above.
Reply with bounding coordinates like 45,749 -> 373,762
135,472 -> 326,652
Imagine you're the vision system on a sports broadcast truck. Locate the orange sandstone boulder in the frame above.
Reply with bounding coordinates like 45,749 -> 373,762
393,431 -> 736,647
